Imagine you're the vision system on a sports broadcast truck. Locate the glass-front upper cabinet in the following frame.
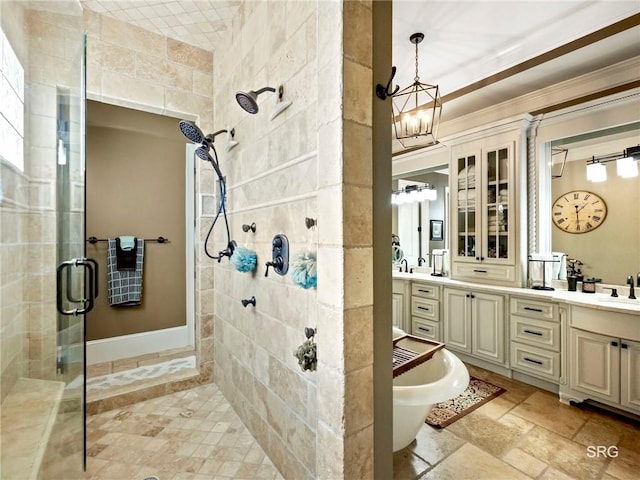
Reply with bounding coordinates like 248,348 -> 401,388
485,146 -> 510,260
456,153 -> 477,259
451,141 -> 516,284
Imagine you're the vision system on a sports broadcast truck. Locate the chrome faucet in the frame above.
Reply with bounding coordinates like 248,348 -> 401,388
418,256 -> 426,266
627,275 -> 636,300
400,259 -> 408,273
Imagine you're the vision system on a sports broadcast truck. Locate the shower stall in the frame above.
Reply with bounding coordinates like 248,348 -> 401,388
0,1 -> 86,478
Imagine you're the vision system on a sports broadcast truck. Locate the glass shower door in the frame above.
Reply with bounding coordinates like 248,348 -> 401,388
47,30 -> 90,478
0,2 -> 88,478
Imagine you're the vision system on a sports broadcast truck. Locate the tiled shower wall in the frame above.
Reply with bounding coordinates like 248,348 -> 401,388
0,2 -> 29,401
212,1 -> 376,478
0,2 -> 84,397
83,9 -> 217,382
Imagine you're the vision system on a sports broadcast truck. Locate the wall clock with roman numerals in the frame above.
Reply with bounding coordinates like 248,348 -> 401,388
552,190 -> 607,234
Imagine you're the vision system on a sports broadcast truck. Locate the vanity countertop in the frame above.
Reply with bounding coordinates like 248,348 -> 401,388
392,271 -> 640,315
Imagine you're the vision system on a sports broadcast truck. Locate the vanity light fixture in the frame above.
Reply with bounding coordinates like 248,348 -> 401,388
391,183 -> 437,205
617,156 -> 638,178
586,159 -> 607,183
392,33 -> 443,149
586,145 -> 640,182
617,145 -> 640,178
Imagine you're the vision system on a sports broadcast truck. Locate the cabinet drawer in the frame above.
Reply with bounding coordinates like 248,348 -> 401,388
510,315 -> 560,351
511,297 -> 558,321
412,318 -> 440,342
452,262 -> 516,283
511,343 -> 560,381
411,298 -> 439,321
411,283 -> 439,300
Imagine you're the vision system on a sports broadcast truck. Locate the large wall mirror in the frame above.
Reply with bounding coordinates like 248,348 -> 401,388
535,92 -> 640,286
549,124 -> 639,284
392,147 -> 450,269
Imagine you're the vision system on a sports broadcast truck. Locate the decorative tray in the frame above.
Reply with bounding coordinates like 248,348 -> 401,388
392,334 -> 445,378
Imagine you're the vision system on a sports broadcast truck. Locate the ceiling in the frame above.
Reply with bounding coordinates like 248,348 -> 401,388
80,0 -> 640,120
80,0 -> 241,47
392,1 -> 639,95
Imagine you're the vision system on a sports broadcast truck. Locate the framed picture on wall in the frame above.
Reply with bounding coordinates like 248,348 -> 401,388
430,220 -> 443,241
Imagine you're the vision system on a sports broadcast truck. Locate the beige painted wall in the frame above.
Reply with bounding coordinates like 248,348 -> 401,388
85,101 -> 187,340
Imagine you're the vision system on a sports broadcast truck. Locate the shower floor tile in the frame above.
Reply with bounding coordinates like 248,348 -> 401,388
84,383 -> 284,480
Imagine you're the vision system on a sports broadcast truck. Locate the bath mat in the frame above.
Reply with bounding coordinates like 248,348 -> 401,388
425,377 -> 506,428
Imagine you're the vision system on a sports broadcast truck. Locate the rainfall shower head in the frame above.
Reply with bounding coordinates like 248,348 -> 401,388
178,120 -> 205,144
235,86 -> 276,114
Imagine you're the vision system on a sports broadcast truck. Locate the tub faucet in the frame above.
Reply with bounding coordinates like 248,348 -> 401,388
418,257 -> 426,266
627,275 -> 636,300
400,259 -> 408,273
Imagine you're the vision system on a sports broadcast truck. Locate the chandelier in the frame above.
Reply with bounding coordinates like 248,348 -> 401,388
392,33 -> 443,149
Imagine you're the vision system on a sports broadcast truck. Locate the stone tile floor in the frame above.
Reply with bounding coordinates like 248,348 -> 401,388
84,383 -> 284,480
394,364 -> 640,480
85,364 -> 639,480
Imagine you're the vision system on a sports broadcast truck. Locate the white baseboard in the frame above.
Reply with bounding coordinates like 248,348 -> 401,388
86,326 -> 193,365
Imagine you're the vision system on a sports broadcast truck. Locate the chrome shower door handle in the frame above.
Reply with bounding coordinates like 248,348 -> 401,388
56,258 -> 99,316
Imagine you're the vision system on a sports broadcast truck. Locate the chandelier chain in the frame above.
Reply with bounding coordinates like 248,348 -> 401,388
414,41 -> 420,82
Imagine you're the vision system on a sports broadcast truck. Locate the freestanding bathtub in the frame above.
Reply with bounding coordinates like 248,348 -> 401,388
392,327 -> 469,451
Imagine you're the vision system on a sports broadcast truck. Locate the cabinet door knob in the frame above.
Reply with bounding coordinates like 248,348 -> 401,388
621,343 -> 628,349
611,341 -> 619,347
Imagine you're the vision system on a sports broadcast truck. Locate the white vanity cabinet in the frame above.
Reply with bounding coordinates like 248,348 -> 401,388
392,279 -> 410,332
569,329 -> 640,413
509,297 -> 561,383
450,141 -> 518,285
562,305 -> 640,415
443,287 -> 506,365
411,282 -> 441,341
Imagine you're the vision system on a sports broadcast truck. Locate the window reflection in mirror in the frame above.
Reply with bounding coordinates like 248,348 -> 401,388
549,123 -> 640,284
392,166 -> 449,268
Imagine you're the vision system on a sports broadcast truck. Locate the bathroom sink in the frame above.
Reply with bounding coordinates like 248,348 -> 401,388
596,297 -> 640,308
411,266 -> 431,274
